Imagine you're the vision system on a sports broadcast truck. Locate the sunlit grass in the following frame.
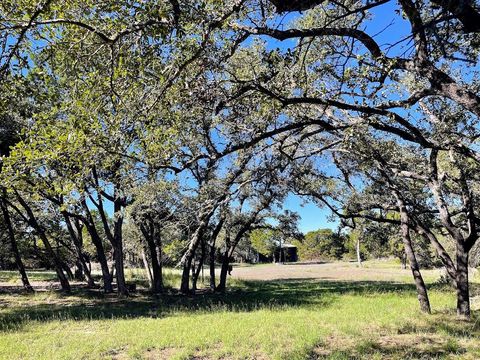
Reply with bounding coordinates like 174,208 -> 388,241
124,267 -> 183,288
0,270 -> 57,283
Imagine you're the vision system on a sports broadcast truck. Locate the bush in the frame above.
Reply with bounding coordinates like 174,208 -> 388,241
296,229 -> 346,261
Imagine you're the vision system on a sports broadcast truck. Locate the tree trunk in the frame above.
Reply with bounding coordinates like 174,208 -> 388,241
112,200 -> 128,296
113,241 -> 128,296
180,225 -> 207,294
154,230 -> 163,292
208,217 -> 224,290
147,229 -> 163,294
73,218 -> 95,286
141,248 -> 153,287
192,239 -> 206,292
14,193 -> 71,292
398,199 -> 431,314
81,199 -> 113,293
216,248 -> 230,292
180,203 -> 219,294
455,244 -> 470,318
209,243 -> 216,290
92,182 -> 128,296
63,212 -> 95,287
0,199 -> 33,292
414,222 -> 457,285
403,233 -> 431,314
86,223 -> 113,292
216,229 -> 235,293
62,261 -> 74,280
98,191 -> 128,296
356,238 -> 362,267
401,252 -> 407,270
216,217 -> 257,293
43,236 -> 71,292
74,260 -> 84,280
427,150 -> 470,315
143,225 -> 163,294
110,251 -> 116,280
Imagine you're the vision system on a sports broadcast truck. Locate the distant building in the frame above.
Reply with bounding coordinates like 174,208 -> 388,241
253,243 -> 298,263
255,244 -> 298,263
274,243 -> 298,263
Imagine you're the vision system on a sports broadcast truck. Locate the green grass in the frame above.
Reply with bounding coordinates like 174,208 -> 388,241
0,264 -> 479,359
0,270 -> 58,283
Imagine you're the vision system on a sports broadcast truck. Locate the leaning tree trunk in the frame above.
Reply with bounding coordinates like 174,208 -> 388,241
209,217 -> 225,290
0,199 -> 33,292
180,249 -> 194,293
180,203 -> 219,294
15,194 -> 71,292
398,200 -> 431,314
192,239 -> 206,292
62,260 -> 74,280
85,222 -> 113,293
63,212 -> 95,287
180,224 -> 208,294
81,200 -> 113,292
427,150 -> 471,316
149,227 -> 164,293
74,260 -> 84,280
41,232 -> 71,292
455,243 -> 470,318
97,192 -> 128,296
92,183 -> 128,296
216,219 -> 256,292
403,230 -> 431,313
141,248 -> 153,287
73,218 -> 95,286
414,222 -> 457,285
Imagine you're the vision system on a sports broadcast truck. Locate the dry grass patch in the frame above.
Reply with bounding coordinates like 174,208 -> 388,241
313,333 -> 464,359
143,347 -> 178,360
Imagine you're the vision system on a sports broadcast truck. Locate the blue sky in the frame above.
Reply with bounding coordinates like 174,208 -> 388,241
271,1 -> 412,233
282,194 -> 335,233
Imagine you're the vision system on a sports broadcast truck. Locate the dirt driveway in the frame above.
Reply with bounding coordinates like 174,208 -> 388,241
227,261 -> 443,283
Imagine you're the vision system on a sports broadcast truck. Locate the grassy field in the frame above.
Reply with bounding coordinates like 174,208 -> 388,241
0,261 -> 479,359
